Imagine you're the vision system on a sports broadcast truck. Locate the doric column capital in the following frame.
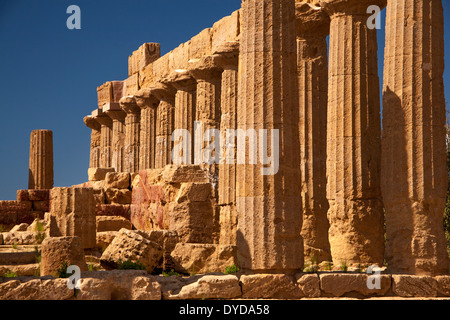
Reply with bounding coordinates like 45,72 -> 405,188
295,2 -> 330,38
147,82 -> 176,104
92,109 -> 113,127
119,96 -> 140,115
103,102 -> 127,122
135,88 -> 160,110
319,0 -> 386,16
212,41 -> 240,70
83,115 -> 101,131
166,70 -> 197,92
187,55 -> 223,82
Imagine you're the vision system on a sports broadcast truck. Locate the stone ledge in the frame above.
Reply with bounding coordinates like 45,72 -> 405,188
0,271 -> 448,300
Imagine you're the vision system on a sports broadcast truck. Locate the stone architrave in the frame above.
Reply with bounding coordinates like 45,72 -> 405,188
295,1 -> 331,263
104,103 -> 127,172
120,96 -> 141,173
92,109 -> 113,169
213,42 -> 239,245
28,129 -> 54,190
48,187 -> 96,249
149,83 -> 176,169
135,89 -> 159,170
381,0 -> 449,275
237,0 -> 303,271
83,116 -> 101,168
320,0 -> 386,266
166,70 -> 197,165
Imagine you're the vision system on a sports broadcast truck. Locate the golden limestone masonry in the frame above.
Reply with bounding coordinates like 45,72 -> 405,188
0,0 -> 449,300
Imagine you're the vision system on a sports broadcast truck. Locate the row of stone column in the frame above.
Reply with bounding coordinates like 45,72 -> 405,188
82,0 -> 448,275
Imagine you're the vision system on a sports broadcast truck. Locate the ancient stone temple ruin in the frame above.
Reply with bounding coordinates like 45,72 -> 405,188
0,0 -> 449,300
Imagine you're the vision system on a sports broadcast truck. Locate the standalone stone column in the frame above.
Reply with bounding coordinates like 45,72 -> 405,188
382,0 -> 449,275
150,84 -> 176,169
120,96 -> 141,173
188,56 -> 223,166
320,0 -> 386,266
214,42 -> 239,245
237,0 -> 303,271
167,70 -> 197,165
83,116 -> 101,168
48,187 -> 96,249
295,1 -> 331,263
135,89 -> 159,170
93,109 -> 113,169
28,129 -> 54,190
104,103 -> 126,172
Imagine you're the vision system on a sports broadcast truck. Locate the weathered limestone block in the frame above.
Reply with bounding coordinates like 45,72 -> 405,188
100,228 -> 163,273
237,0 -> 303,271
120,96 -> 141,173
175,183 -> 212,203
28,189 -> 50,201
0,278 -> 74,300
83,116 -> 101,168
48,187 -> 96,249
40,236 -> 88,277
211,10 -> 240,54
171,243 -> 237,274
128,43 -> 161,77
28,130 -> 53,190
392,275 -> 439,297
96,204 -> 131,219
96,216 -> 132,232
135,89 -> 159,170
240,274 -> 303,299
88,167 -> 115,182
295,1 -> 331,263
436,276 -> 450,297
161,165 -> 209,184
104,103 -> 126,172
168,42 -> 190,71
96,231 -> 117,250
105,188 -> 132,205
92,109 -> 113,168
105,172 -> 130,189
165,275 -> 241,300
296,273 -> 321,298
320,0 -> 386,266
381,0 -> 449,275
141,230 -> 179,271
319,273 -> 391,298
97,81 -> 126,108
0,201 -> 33,225
189,28 -> 212,60
125,73 -> 140,96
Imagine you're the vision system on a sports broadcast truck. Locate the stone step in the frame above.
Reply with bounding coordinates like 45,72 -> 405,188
0,264 -> 39,277
0,245 -> 40,265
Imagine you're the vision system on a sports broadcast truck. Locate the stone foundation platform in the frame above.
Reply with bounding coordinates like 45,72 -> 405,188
0,271 -> 448,300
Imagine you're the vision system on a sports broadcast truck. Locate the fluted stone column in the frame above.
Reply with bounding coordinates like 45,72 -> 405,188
83,116 -> 101,168
188,56 -> 223,166
214,42 -> 239,245
320,0 -> 386,266
166,70 -> 197,165
28,129 -> 54,190
93,109 -> 113,169
295,1 -> 331,263
135,89 -> 159,170
237,0 -> 303,271
150,84 -> 176,169
104,103 -> 126,172
120,96 -> 141,173
382,0 -> 449,275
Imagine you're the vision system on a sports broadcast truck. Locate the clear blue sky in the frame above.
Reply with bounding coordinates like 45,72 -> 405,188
0,1 -> 448,200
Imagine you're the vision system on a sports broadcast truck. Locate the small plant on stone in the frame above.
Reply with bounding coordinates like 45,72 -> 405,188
117,259 -> 146,271
4,270 -> 18,278
340,261 -> 349,273
162,269 -> 181,277
34,220 -> 46,244
88,264 -> 99,272
303,256 -> 319,273
324,261 -> 333,271
12,243 -> 18,250
0,225 -> 4,233
356,264 -> 363,273
225,264 -> 240,274
57,262 -> 71,278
